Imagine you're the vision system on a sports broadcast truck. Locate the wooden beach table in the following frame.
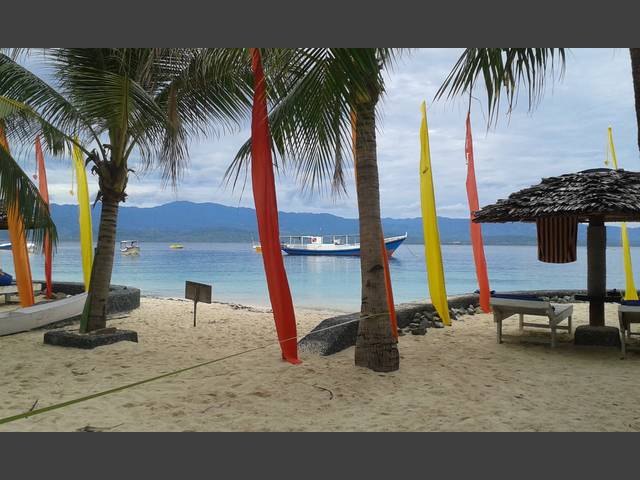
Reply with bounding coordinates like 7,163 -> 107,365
490,295 -> 573,348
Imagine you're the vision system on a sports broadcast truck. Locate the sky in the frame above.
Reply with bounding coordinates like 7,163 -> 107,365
14,48 -> 639,219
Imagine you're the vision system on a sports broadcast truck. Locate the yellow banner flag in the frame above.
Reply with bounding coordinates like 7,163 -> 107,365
73,140 -> 94,290
419,102 -> 451,325
608,127 -> 638,300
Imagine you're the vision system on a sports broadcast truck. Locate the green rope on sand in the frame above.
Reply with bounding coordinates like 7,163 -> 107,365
0,344 -> 267,426
0,313 -> 374,426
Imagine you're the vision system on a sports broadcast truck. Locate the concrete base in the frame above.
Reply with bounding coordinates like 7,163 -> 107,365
574,325 -> 621,348
44,328 -> 138,349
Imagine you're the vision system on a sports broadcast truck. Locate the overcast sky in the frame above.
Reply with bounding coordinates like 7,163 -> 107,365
15,48 -> 639,219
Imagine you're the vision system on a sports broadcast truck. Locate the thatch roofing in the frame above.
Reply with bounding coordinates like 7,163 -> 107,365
474,168 -> 640,223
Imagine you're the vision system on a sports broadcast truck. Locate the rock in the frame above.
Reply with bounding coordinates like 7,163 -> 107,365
398,329 -> 406,336
475,306 -> 483,314
433,321 -> 444,328
410,327 -> 427,335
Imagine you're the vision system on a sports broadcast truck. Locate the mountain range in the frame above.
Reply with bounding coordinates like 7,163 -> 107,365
11,201 -> 640,246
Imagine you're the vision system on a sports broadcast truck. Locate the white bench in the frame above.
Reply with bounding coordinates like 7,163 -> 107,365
491,296 -> 573,348
618,303 -> 640,356
0,283 -> 43,303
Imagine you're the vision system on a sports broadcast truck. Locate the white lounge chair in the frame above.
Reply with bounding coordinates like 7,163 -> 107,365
490,295 -> 573,347
618,303 -> 640,356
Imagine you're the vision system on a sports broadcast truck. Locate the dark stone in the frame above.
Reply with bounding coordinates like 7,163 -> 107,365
410,327 -> 427,335
574,325 -> 621,347
43,329 -> 138,349
297,312 -> 360,356
433,321 -> 444,329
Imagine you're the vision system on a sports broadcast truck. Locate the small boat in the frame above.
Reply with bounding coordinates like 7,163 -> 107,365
120,240 -> 140,255
280,233 -> 407,256
169,243 -> 184,249
0,292 -> 88,336
0,242 -> 36,253
252,243 -> 262,253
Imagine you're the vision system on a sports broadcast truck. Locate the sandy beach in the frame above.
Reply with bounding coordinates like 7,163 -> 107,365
1,298 -> 639,432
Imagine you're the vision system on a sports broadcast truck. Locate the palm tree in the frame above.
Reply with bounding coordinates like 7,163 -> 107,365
0,49 -> 252,332
630,48 -> 640,152
438,48 -> 640,154
436,48 -> 567,123
229,49 -> 401,372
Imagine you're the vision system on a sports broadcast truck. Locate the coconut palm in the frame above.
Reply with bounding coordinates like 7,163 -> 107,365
0,49 -> 252,332
436,48 -> 567,123
630,48 -> 640,151
229,49 -> 401,372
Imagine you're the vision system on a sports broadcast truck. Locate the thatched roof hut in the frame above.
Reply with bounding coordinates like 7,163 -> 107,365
473,168 -> 640,224
473,168 -> 640,332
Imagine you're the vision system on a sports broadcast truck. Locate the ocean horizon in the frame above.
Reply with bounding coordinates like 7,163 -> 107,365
4,241 -> 636,312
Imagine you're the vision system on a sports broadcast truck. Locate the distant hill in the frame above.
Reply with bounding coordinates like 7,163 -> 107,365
6,201 -> 640,246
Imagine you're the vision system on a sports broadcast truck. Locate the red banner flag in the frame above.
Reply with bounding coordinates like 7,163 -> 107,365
250,48 -> 300,364
35,136 -> 53,298
465,113 -> 491,313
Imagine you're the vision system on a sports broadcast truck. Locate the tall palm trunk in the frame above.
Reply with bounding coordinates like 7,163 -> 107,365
82,154 -> 128,333
353,96 -> 399,372
630,48 -> 640,153
83,195 -> 119,332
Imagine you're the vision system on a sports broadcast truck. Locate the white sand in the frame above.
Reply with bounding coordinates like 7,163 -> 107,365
1,298 -> 639,432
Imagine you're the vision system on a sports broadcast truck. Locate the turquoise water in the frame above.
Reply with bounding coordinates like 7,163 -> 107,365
2,242 -> 636,311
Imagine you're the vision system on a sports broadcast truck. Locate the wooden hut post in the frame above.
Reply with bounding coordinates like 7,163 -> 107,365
587,217 -> 606,326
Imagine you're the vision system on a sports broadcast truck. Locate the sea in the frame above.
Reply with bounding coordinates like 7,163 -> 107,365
2,242 -> 635,312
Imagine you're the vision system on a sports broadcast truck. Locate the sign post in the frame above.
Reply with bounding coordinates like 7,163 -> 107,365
185,281 -> 212,327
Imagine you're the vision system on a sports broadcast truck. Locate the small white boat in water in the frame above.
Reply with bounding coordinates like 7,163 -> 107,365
280,233 -> 407,256
0,292 -> 88,336
0,242 -> 36,253
120,240 -> 140,256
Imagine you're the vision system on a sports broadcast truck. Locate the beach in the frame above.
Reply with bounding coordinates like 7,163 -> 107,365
1,298 -> 639,432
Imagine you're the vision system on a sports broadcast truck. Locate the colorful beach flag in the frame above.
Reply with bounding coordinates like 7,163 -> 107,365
35,136 -> 53,298
0,125 -> 35,307
249,48 -> 300,364
607,127 -> 638,300
350,110 -> 398,337
72,140 -> 93,291
465,113 -> 491,313
419,102 -> 450,325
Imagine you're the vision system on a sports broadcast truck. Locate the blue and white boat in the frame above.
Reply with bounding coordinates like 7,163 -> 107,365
280,233 -> 407,256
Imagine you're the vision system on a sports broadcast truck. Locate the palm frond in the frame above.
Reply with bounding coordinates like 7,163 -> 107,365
227,48 -> 404,195
0,124 -> 57,251
435,48 -> 566,123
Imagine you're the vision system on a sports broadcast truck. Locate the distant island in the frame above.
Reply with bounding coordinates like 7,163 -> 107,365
7,201 -> 640,246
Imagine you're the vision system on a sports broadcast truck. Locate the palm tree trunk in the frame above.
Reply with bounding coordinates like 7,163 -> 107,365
630,48 -> 640,153
353,97 -> 399,372
83,195 -> 119,332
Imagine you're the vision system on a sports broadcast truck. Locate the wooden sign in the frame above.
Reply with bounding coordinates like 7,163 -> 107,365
185,281 -> 212,326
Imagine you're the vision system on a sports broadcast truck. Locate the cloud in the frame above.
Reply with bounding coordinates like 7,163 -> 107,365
13,48 -> 638,220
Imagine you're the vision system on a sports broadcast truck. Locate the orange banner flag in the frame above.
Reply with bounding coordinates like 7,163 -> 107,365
465,113 -> 491,313
0,126 -> 35,307
35,136 -> 53,298
250,48 -> 300,364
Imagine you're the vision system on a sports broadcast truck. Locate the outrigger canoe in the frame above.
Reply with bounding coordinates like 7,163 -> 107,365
0,292 -> 88,336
